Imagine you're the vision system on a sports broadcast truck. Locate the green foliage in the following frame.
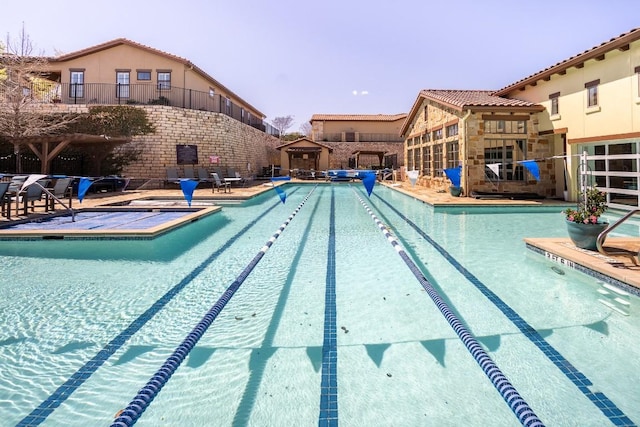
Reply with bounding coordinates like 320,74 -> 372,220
282,132 -> 305,141
148,96 -> 170,106
100,142 -> 144,175
564,187 -> 608,224
69,105 -> 155,137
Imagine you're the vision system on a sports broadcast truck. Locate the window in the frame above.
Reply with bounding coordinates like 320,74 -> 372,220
422,146 -> 431,176
225,97 -> 231,115
422,132 -> 431,143
446,123 -> 458,137
69,70 -> 84,98
157,72 -> 171,90
432,128 -> 443,140
549,92 -> 560,115
581,141 -> 640,208
407,148 -> 414,170
424,105 -> 428,122
585,79 -> 600,107
433,144 -> 443,177
484,139 -> 526,181
209,87 -> 215,98
116,71 -> 130,98
484,120 -> 526,134
446,141 -> 459,168
137,70 -> 151,81
414,146 -> 421,171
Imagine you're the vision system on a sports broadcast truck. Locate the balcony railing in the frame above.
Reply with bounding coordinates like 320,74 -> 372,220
317,132 -> 403,143
3,82 -> 280,136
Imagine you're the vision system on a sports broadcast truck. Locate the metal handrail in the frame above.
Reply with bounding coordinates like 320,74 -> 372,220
596,209 -> 640,265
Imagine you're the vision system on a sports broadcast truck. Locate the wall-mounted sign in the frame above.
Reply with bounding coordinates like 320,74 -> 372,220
176,144 -> 198,165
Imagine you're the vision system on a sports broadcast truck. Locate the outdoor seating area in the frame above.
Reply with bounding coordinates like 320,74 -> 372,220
0,175 -> 75,220
164,166 -> 251,193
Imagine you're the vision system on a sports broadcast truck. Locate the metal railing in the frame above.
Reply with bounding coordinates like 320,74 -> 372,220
596,209 -> 640,265
1,82 -> 280,137
317,132 -> 403,143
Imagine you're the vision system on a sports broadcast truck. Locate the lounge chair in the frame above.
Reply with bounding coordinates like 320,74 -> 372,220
0,182 -> 11,219
183,166 -> 196,180
19,179 -> 50,216
211,173 -> 230,193
47,177 -> 73,211
165,168 -> 181,187
197,167 -> 214,184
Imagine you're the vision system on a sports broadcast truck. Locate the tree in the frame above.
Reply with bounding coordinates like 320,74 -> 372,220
0,27 -> 77,172
299,121 -> 312,137
271,115 -> 294,139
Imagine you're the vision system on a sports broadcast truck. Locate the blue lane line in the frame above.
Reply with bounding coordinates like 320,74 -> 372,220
16,192 -> 297,427
111,187 -> 318,427
355,189 -> 544,427
318,187 -> 338,427
373,191 -> 636,427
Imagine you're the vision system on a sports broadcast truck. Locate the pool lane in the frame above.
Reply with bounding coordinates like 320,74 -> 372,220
111,186 -> 319,426
354,189 -> 544,427
15,191 -> 301,427
370,190 -> 636,427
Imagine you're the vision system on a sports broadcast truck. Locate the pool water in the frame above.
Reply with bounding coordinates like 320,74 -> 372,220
0,184 -> 638,426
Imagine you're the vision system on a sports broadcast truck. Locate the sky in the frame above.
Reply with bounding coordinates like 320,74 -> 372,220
1,0 -> 638,132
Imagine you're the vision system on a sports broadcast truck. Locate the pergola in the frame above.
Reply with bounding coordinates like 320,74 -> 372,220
12,133 -> 130,174
352,150 -> 387,169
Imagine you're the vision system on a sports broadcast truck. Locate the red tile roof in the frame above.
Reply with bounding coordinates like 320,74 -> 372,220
419,89 -> 540,109
311,113 -> 407,122
50,38 -> 265,118
400,90 -> 543,136
494,28 -> 640,96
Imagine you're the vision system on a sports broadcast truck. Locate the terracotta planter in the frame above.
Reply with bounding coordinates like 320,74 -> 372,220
566,220 -> 609,250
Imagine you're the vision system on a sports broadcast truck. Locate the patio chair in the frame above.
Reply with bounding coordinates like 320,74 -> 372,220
19,179 -> 50,216
211,173 -> 230,193
47,177 -> 73,211
226,167 -> 237,179
0,182 -> 10,219
197,167 -> 214,184
183,165 -> 196,180
165,168 -> 181,187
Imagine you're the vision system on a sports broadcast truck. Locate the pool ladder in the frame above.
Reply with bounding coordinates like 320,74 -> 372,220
596,209 -> 640,266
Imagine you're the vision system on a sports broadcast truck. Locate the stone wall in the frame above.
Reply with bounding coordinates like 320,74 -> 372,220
121,106 -> 280,182
322,141 -> 404,169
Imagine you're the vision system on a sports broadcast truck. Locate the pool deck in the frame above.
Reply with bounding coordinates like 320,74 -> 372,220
3,179 -> 639,290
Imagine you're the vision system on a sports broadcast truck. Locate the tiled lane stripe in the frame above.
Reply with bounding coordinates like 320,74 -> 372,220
16,191 -> 299,427
111,186 -> 318,427
374,193 -> 635,427
319,187 -> 338,426
355,190 -> 544,427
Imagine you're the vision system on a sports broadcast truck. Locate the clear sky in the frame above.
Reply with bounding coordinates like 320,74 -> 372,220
1,0 -> 638,132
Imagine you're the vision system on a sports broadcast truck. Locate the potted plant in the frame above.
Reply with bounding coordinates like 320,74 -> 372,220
563,186 -> 609,250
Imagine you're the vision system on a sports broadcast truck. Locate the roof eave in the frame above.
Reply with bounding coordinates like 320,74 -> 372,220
494,28 -> 640,96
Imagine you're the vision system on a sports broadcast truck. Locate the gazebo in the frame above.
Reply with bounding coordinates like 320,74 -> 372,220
11,133 -> 130,175
351,150 -> 387,169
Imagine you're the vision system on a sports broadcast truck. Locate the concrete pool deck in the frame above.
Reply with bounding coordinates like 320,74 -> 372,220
2,179 -> 638,290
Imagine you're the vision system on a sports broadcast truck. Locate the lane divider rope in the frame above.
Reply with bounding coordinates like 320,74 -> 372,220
353,189 -> 544,427
16,190 -> 300,427
111,186 -> 318,427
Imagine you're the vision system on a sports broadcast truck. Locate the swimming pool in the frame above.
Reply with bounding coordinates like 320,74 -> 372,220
0,184 -> 638,426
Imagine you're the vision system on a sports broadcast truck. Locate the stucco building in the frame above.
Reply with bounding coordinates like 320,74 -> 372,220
0,38 -> 280,182
310,114 -> 406,169
401,27 -> 640,209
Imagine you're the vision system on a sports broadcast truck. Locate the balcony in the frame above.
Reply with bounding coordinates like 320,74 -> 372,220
317,132 -> 403,143
3,82 -> 280,136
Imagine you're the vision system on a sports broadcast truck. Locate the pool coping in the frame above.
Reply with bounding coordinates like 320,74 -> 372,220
0,206 -> 221,240
525,236 -> 640,294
